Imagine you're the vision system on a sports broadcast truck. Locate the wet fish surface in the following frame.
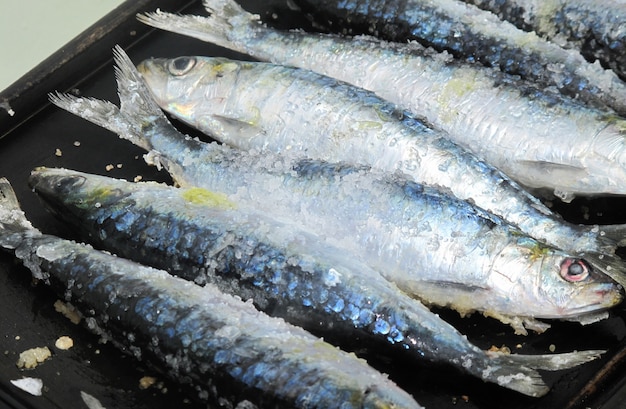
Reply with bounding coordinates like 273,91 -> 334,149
137,0 -> 626,201
132,50 -> 620,260
29,167 -> 608,397
0,178 -> 424,409
49,50 -> 626,334
287,0 -> 626,116
458,0 -> 626,81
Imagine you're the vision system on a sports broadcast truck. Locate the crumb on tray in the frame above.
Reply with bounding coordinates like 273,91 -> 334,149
139,375 -> 158,390
55,336 -> 74,350
54,300 -> 82,324
16,347 -> 51,369
488,344 -> 511,354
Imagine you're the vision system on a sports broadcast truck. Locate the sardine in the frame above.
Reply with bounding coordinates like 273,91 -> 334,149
457,0 -> 626,82
29,167 -> 607,397
0,178 -> 424,409
286,0 -> 626,116
132,49 -> 626,257
138,0 -> 626,200
48,49 -> 625,334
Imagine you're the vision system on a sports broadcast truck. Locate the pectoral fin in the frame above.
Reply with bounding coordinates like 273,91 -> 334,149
514,160 -> 590,202
198,113 -> 267,148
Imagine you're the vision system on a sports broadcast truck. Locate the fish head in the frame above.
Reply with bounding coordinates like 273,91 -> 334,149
28,167 -> 132,228
137,56 -> 245,122
487,238 -> 623,320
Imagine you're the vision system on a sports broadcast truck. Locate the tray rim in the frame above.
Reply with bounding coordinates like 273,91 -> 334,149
0,0 -> 197,139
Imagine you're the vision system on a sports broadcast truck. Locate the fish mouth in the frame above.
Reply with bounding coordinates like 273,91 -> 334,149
552,284 -> 624,319
29,167 -> 87,198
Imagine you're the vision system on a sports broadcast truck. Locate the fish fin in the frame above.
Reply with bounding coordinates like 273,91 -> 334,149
494,349 -> 605,372
515,160 -> 589,202
47,91 -> 131,141
137,0 -> 256,55
204,114 -> 267,147
0,178 -> 37,235
584,252 -> 626,289
598,223 -> 626,248
482,349 -> 604,397
481,311 -> 551,336
49,46 -> 177,153
516,160 -> 587,172
562,310 -> 609,326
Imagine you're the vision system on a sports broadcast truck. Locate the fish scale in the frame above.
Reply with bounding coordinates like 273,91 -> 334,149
289,0 -> 626,116
459,0 -> 626,81
134,51 -> 626,255
48,48 -> 625,335
29,167 -> 609,397
0,178 -> 425,409
134,55 -> 575,248
138,0 -> 626,200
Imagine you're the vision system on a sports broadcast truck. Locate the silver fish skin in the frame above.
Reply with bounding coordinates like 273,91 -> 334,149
286,0 -> 626,116
48,53 -> 625,335
133,53 -> 603,255
138,1 -> 626,201
0,178 -> 424,409
28,167 -> 607,397
458,0 -> 626,82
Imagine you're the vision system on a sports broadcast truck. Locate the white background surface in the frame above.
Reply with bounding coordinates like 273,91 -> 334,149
0,0 -> 126,92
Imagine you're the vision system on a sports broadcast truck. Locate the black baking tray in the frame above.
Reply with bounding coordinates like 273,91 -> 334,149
2,1 -> 626,408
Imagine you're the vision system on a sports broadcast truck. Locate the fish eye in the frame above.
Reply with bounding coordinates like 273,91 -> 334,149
168,57 -> 196,76
560,258 -> 590,282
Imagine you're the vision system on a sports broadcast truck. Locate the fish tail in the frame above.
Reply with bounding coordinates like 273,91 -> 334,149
48,45 -> 167,152
584,252 -> 626,289
598,223 -> 626,249
47,91 -> 130,141
0,178 -> 36,235
137,0 -> 256,54
482,349 -> 605,397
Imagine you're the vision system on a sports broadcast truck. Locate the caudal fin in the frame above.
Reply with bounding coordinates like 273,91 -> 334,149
49,45 -> 169,152
598,223 -> 626,249
482,349 -> 604,397
0,178 -> 36,235
584,252 -> 626,289
137,0 -> 256,56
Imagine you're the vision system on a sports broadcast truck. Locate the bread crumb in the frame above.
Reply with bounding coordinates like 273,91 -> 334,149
549,344 -> 556,352
488,344 -> 511,354
55,148 -> 62,157
55,336 -> 74,350
116,163 -> 123,169
54,300 -> 82,324
1,101 -> 15,116
139,376 -> 157,390
16,347 -> 51,369
134,175 -> 143,182
73,141 -> 81,147
105,164 -> 114,171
